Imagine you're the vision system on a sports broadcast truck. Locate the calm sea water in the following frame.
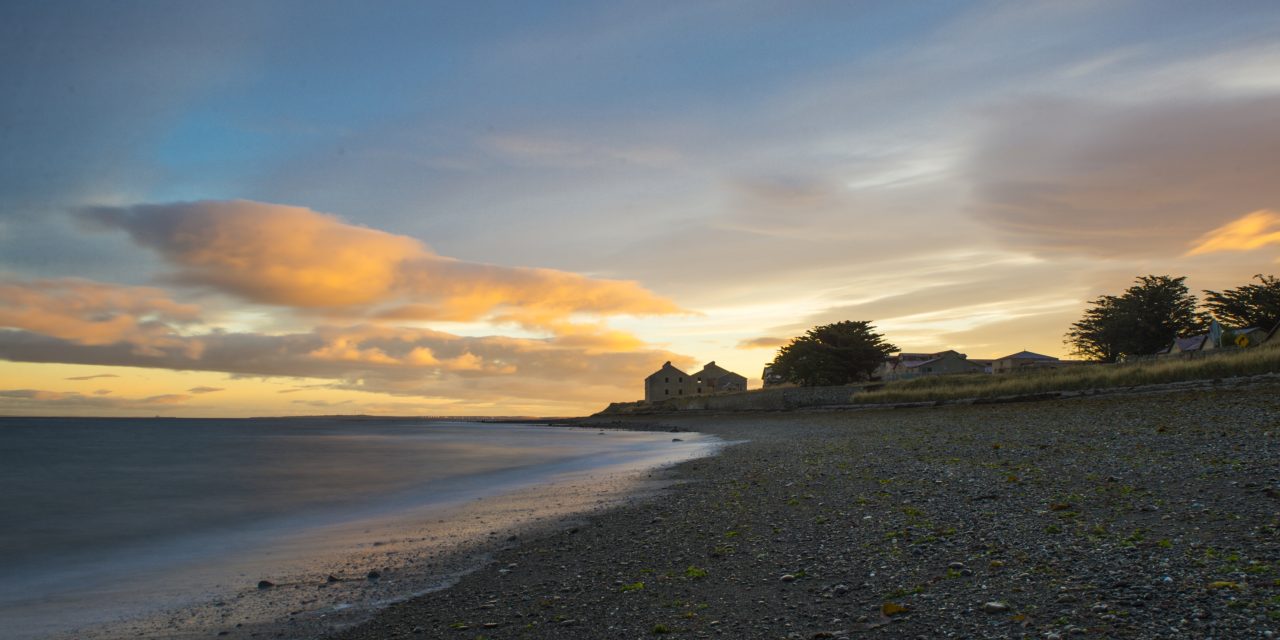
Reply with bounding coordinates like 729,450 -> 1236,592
0,417 -> 718,638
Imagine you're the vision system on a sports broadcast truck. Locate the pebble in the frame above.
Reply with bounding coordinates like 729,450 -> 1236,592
981,601 -> 1010,613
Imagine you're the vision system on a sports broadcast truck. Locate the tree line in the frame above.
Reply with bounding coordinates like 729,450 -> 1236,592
1065,274 -> 1279,362
765,274 -> 1279,387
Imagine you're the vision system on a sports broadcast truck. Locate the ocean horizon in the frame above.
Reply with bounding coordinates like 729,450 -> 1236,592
0,416 -> 720,639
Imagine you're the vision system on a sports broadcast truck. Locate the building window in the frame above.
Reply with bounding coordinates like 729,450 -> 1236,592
678,377 -> 683,382
665,377 -> 669,383
664,389 -> 669,396
697,387 -> 702,394
678,389 -> 683,395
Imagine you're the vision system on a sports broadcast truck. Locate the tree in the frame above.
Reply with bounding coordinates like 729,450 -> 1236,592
1203,274 -> 1280,331
768,321 -> 897,386
1065,275 -> 1207,362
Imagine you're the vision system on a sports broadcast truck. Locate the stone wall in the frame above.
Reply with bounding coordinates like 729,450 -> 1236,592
599,384 -> 860,415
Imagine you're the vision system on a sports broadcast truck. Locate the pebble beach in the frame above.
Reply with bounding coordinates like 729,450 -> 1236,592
331,382 -> 1280,639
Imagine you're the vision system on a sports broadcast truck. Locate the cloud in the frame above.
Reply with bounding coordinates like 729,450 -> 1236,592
291,399 -> 353,408
1186,210 -> 1280,256
0,388 -> 192,413
77,200 -> 684,333
968,94 -> 1280,256
0,322 -> 692,406
64,373 -> 120,381
736,336 -> 788,350
187,386 -> 224,394
0,278 -> 202,355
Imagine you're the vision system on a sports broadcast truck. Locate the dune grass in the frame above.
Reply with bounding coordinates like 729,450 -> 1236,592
852,344 -> 1280,405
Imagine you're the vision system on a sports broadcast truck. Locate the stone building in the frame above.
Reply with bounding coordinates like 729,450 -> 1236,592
690,361 -> 747,394
991,350 -> 1063,374
645,361 -> 691,401
644,361 -> 748,402
876,350 -> 985,381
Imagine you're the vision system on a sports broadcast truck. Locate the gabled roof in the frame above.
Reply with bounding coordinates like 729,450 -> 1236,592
996,350 -> 1058,361
903,357 -> 941,369
645,361 -> 689,380
1173,335 -> 1208,352
903,351 -> 981,369
894,352 -> 936,361
891,350 -> 963,363
692,361 -> 746,380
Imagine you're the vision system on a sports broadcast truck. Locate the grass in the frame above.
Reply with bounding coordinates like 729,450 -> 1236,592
853,344 -> 1280,405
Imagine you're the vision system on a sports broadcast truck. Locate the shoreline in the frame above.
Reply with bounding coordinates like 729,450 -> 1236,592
14,426 -> 721,640
330,383 -> 1280,639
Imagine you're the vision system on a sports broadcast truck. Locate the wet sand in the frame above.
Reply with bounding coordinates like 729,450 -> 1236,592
330,383 -> 1280,639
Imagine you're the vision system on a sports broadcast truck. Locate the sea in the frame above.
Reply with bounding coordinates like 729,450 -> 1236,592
0,417 -> 720,639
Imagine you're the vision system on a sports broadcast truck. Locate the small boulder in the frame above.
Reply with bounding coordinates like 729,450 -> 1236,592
257,580 -> 275,590
981,601 -> 1010,613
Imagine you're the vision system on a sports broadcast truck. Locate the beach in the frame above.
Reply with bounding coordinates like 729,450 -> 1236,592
331,382 -> 1280,639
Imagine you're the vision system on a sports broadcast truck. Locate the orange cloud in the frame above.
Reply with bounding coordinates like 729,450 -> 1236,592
0,278 -> 201,355
0,317 -> 691,404
970,96 -> 1280,257
65,373 -> 120,380
735,336 -> 789,350
0,388 -> 192,413
79,200 -> 684,333
1186,210 -> 1280,256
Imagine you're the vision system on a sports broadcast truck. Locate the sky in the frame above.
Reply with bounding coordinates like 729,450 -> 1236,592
2,1 -> 1280,417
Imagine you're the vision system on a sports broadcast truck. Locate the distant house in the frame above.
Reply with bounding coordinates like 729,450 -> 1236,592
1160,325 -> 1270,355
1165,334 -> 1211,354
874,352 -> 935,380
1239,327 -> 1269,348
645,361 -> 691,402
1265,321 -> 1280,345
761,365 -> 787,388
992,351 -> 1063,374
878,350 -> 985,381
691,361 -> 747,394
645,361 -> 747,402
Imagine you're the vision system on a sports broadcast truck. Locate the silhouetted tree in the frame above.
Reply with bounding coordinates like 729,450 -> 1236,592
1065,275 -> 1207,362
768,321 -> 897,386
1203,274 -> 1280,331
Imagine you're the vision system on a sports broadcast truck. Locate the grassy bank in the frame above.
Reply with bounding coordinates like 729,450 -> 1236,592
854,343 -> 1280,405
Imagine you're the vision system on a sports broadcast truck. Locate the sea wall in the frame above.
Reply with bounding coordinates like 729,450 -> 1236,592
599,385 -> 859,415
